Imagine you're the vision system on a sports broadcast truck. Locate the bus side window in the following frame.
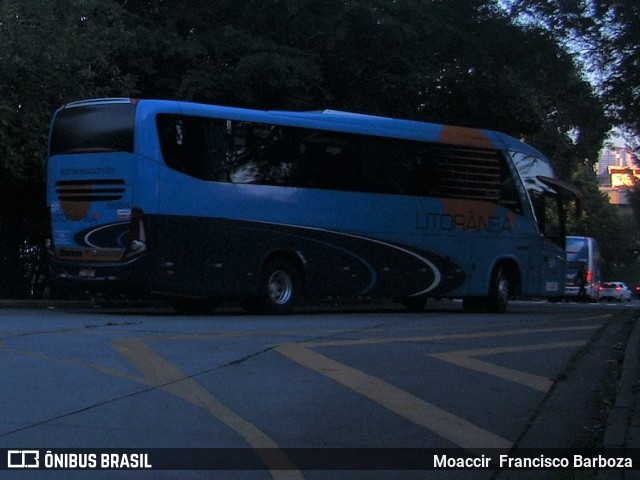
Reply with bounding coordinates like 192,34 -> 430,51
297,133 -> 356,191
225,122 -> 298,185
157,114 -> 228,181
361,139 -> 412,195
200,121 -> 229,182
498,156 -> 523,214
158,115 -> 184,172
408,156 -> 438,197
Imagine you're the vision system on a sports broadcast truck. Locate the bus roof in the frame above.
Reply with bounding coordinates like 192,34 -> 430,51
60,98 -> 548,159
265,108 -> 543,157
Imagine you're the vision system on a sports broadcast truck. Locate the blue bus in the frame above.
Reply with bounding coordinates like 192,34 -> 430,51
46,98 -> 581,313
564,236 -> 601,302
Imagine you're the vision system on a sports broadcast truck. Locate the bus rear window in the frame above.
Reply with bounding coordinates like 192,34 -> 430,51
49,103 -> 136,156
566,238 -> 588,262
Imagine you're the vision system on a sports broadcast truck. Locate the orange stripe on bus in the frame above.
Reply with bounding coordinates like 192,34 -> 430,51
439,125 -> 494,149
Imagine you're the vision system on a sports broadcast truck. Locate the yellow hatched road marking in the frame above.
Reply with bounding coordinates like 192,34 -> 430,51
0,314 -> 608,472
274,324 -> 603,451
112,338 -> 304,480
298,324 -> 600,348
1,318 -> 605,468
430,341 -> 588,392
276,343 -> 512,451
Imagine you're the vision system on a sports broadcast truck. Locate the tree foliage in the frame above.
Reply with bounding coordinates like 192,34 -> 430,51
508,0 -> 640,141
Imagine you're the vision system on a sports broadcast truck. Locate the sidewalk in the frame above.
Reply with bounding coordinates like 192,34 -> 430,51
601,315 -> 640,479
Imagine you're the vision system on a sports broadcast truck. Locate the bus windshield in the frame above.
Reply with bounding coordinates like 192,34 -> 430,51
49,102 -> 136,156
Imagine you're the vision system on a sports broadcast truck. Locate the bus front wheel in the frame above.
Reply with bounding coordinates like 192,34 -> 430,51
253,258 -> 301,315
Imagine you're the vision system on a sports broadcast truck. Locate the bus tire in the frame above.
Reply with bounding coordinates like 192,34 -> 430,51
486,266 -> 510,313
255,258 -> 301,314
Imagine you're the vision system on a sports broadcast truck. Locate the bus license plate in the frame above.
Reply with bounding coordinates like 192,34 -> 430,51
79,269 -> 96,278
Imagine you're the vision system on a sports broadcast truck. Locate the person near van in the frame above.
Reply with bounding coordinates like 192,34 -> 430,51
575,264 -> 587,301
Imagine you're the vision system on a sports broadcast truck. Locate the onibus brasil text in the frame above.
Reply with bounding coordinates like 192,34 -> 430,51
39,451 -> 151,469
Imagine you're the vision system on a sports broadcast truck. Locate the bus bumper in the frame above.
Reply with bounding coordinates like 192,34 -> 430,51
48,255 -> 151,294
563,285 -> 598,302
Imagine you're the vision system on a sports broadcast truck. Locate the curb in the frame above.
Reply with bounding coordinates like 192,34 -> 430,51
599,315 -> 640,480
603,317 -> 640,448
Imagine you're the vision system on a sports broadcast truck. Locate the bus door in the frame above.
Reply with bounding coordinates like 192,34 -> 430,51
531,186 -> 572,296
532,176 -> 582,296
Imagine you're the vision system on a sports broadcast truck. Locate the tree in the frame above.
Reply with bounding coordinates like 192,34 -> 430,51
120,0 -> 329,109
0,0 -> 141,186
599,1 -> 640,141
625,184 -> 640,239
507,0 -> 640,141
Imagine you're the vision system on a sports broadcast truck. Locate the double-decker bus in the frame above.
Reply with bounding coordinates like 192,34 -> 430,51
46,98 -> 581,314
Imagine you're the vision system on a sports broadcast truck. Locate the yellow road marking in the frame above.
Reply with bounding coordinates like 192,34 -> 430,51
112,338 -> 303,480
430,341 -> 588,392
276,343 -> 512,451
1,317 -> 607,469
297,324 -> 599,348
78,313 -> 610,344
0,346 -> 145,384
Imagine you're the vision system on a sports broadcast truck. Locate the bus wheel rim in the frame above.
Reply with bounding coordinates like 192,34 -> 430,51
268,270 -> 293,305
498,277 -> 509,306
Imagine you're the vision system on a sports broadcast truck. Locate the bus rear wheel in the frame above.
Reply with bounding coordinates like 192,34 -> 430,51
253,258 -> 301,315
486,267 -> 510,313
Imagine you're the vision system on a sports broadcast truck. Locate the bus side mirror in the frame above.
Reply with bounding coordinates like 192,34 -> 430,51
537,175 -> 583,216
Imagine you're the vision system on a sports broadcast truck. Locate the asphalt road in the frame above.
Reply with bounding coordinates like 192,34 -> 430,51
0,299 -> 637,479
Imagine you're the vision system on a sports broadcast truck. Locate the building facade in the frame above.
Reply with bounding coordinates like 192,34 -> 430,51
597,146 -> 638,215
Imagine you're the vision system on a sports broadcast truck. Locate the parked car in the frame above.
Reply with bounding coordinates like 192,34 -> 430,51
599,282 -> 632,302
